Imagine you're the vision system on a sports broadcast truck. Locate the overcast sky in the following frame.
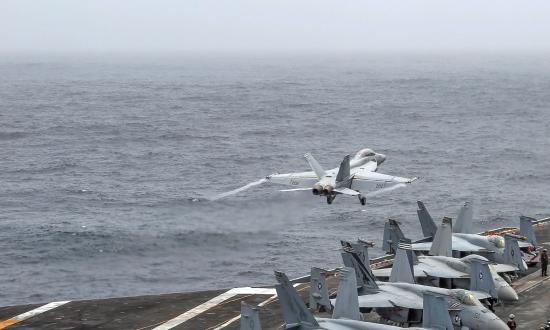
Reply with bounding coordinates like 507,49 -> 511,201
1,0 -> 550,53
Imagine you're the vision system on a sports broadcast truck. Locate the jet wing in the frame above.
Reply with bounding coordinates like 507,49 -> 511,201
334,287 -> 423,309
416,260 -> 469,278
372,267 -> 429,278
413,237 -> 488,253
353,172 -> 415,183
266,172 -> 319,188
493,263 -> 518,273
351,161 -> 378,175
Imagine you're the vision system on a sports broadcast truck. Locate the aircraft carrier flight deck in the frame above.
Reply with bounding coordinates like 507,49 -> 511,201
1,217 -> 549,330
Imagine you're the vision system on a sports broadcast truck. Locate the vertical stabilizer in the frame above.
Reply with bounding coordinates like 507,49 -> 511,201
383,219 -> 406,254
503,235 -> 528,272
332,267 -> 361,321
390,240 -> 416,284
417,201 -> 437,238
341,247 -> 378,289
469,260 -> 497,298
429,217 -> 453,257
454,202 -> 473,234
422,293 -> 454,330
274,271 -> 319,328
309,267 -> 331,312
335,155 -> 351,184
341,240 -> 369,267
519,216 -> 537,245
240,302 -> 262,330
304,153 -> 325,179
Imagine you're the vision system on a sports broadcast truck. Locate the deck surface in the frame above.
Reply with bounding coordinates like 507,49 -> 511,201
1,220 -> 549,330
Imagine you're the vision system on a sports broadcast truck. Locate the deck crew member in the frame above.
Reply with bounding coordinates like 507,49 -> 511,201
507,314 -> 517,330
541,248 -> 548,276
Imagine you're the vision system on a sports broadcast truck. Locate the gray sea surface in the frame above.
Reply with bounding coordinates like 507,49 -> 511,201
1,53 -> 549,306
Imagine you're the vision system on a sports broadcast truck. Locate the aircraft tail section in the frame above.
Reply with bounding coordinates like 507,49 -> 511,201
274,271 -> 319,329
390,239 -> 416,284
429,217 -> 453,257
383,219 -> 407,254
519,216 -> 537,245
332,267 -> 361,321
503,235 -> 528,272
417,201 -> 437,238
304,153 -> 325,179
454,202 -> 473,234
422,293 -> 454,330
240,302 -> 262,330
469,260 -> 498,298
341,244 -> 379,289
341,240 -> 369,267
309,267 -> 331,312
335,155 -> 351,185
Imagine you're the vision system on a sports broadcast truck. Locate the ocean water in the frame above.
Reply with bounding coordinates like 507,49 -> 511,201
0,53 -> 549,306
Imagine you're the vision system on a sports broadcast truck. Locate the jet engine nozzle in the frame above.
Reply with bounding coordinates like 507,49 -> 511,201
312,184 -> 323,195
323,185 -> 334,195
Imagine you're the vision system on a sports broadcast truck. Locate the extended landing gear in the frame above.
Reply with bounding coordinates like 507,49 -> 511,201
358,194 -> 366,205
326,195 -> 335,204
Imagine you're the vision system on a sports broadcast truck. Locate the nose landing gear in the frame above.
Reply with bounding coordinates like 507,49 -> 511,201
358,194 -> 366,205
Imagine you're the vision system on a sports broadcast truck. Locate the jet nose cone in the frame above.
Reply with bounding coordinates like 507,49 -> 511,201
498,286 -> 519,302
487,318 -> 509,330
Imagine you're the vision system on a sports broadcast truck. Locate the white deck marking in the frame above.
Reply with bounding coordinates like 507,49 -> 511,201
0,301 -> 71,329
152,287 -> 276,330
212,284 -> 301,329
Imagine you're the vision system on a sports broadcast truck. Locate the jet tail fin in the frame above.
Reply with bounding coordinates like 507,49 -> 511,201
422,293 -> 454,330
390,239 -> 416,284
383,219 -> 406,254
454,202 -> 473,234
429,217 -> 453,257
335,155 -> 351,184
309,267 -> 332,312
341,242 -> 378,289
274,271 -> 319,328
469,260 -> 497,298
341,240 -> 369,267
332,267 -> 361,321
519,216 -> 537,245
304,153 -> 325,179
417,201 -> 437,238
240,302 -> 262,330
503,234 -> 528,272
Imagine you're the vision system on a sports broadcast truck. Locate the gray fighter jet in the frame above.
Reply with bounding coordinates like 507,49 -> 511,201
382,202 -> 530,271
333,245 -> 507,330
271,267 -> 454,330
375,219 -> 519,302
417,201 -> 538,250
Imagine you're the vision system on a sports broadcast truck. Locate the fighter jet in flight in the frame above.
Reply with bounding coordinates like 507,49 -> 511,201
271,268 -> 454,330
334,245 -> 508,330
266,148 -> 417,204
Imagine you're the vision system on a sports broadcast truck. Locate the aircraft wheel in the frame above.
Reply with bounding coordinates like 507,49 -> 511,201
326,195 -> 334,204
360,197 -> 366,205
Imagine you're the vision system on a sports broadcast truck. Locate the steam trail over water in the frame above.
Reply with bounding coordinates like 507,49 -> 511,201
210,178 -> 267,200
